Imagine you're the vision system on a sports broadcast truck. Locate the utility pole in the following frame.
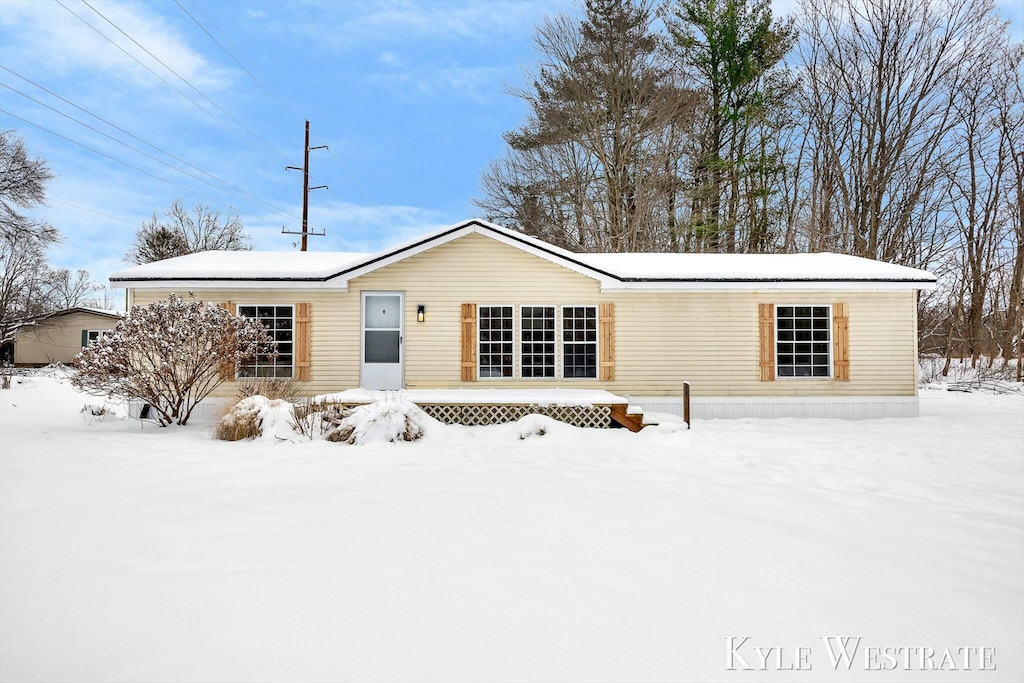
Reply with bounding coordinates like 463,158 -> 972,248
284,120 -> 328,251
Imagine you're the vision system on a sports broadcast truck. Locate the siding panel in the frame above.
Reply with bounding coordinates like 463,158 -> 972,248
130,232 -> 919,398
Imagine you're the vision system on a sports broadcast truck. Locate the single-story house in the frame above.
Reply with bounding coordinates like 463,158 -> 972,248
109,219 -> 936,419
9,307 -> 123,367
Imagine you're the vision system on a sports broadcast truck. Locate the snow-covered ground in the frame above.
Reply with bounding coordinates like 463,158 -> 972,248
1,371 -> 1021,682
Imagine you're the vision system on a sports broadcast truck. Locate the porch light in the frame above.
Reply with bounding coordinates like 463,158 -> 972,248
417,305 -> 425,323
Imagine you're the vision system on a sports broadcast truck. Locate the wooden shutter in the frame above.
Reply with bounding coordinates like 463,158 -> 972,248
833,302 -> 850,381
758,303 -> 775,381
599,302 -> 615,381
461,303 -> 477,382
81,329 -> 89,348
295,303 -> 312,381
218,302 -> 236,381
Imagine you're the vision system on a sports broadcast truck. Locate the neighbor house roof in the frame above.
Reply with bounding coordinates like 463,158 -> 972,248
109,219 -> 937,291
9,307 -> 124,333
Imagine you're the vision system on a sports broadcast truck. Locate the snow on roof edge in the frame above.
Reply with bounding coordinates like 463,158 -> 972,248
108,218 -> 937,285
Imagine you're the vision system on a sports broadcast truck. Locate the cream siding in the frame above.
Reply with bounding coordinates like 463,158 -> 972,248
129,232 -> 919,398
14,312 -> 119,366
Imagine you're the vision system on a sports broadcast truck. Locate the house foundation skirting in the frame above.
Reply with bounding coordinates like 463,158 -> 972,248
628,395 -> 919,420
341,402 -> 614,429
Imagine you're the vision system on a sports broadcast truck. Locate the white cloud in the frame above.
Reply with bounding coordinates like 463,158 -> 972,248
282,0 -> 573,52
365,64 -> 510,103
377,51 -> 403,67
244,200 -> 452,253
0,0 -> 231,93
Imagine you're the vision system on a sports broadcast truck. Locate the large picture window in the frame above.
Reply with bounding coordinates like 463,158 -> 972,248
776,305 -> 831,378
238,305 -> 294,378
521,306 -> 555,378
562,306 -> 597,379
479,305 -> 514,378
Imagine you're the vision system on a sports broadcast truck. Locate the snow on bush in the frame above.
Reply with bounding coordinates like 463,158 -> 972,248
71,294 -> 275,426
516,413 -> 553,439
215,395 -> 297,441
327,398 -> 428,445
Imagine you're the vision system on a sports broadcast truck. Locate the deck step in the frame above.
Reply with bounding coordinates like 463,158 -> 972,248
610,404 -> 645,432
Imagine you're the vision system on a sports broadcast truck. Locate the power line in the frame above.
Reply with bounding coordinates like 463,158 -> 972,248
1,108 -> 227,204
175,0 -> 295,118
0,82 -> 313,229
53,0 -> 286,172
49,198 -> 140,227
78,0 -> 291,163
0,66 -> 321,230
178,0 -> 377,206
54,0 -> 235,141
0,108 -> 313,231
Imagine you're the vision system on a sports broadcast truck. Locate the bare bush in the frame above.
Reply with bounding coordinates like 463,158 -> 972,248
236,377 -> 302,402
71,294 -> 274,426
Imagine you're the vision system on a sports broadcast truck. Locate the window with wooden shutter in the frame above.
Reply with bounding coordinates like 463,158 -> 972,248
599,302 -> 615,381
295,303 -> 312,381
833,302 -> 850,381
758,303 -> 775,381
460,303 -> 477,382
776,305 -> 832,378
218,302 -> 236,381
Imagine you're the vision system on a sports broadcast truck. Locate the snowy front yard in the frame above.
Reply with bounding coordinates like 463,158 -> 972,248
1,373 -> 1021,682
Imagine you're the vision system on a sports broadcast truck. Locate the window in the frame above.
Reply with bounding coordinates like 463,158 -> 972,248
479,306 -> 514,378
776,305 -> 831,378
521,306 -> 555,378
85,330 -> 102,346
237,305 -> 294,378
562,306 -> 597,379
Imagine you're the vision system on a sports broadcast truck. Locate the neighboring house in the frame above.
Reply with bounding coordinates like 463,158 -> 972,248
109,219 -> 936,419
11,308 -> 123,367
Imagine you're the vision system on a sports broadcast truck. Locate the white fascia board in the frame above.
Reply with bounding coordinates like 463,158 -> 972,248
112,279 -> 348,291
324,224 -> 477,286
601,279 -> 936,292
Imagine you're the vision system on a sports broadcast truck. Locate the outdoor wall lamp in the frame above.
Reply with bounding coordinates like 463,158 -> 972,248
417,305 -> 426,323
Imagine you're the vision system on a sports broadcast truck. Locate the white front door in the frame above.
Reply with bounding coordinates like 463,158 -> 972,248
360,292 -> 404,390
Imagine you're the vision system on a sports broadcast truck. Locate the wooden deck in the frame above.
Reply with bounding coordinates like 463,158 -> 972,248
312,389 -> 651,431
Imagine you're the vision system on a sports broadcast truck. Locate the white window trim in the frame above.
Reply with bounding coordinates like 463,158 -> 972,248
236,303 -> 296,379
774,303 -> 833,380
520,304 -> 557,381
477,304 -> 516,380
560,304 -> 599,381
85,330 -> 103,346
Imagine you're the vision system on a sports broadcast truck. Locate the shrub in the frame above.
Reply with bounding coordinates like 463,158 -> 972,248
290,400 -> 350,439
215,395 -> 298,441
327,398 -> 427,445
214,398 -> 263,441
72,294 -> 274,426
236,376 -> 301,401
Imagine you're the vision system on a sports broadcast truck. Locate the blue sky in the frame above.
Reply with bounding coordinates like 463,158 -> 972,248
1,0 -> 1022,287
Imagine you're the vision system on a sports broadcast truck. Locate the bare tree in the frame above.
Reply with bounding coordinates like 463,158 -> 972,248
794,0 -> 1005,266
0,130 -> 57,244
50,268 -> 103,310
0,231 -> 52,345
126,199 -> 252,264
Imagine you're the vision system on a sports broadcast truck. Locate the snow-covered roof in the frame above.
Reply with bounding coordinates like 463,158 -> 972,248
110,218 -> 937,291
582,252 -> 935,282
110,250 -> 371,281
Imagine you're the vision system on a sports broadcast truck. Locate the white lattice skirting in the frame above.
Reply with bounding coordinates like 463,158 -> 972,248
338,402 -> 613,429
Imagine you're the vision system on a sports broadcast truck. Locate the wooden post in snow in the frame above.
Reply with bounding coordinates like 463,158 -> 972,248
683,381 -> 691,429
